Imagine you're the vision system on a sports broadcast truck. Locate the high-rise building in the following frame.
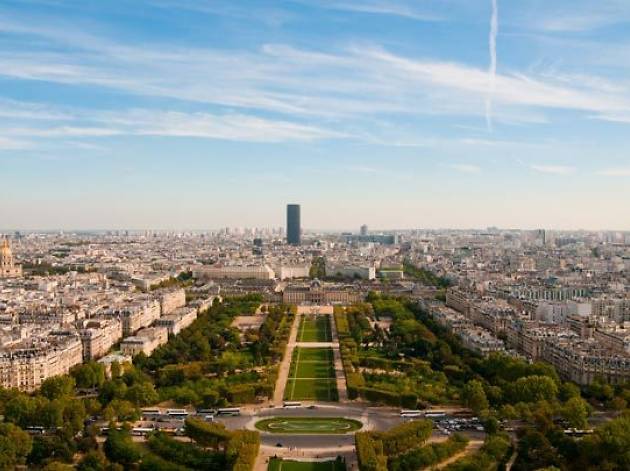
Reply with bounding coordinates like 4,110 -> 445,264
287,204 -> 301,245
360,224 -> 368,236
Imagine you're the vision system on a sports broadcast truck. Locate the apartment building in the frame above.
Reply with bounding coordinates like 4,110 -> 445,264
116,299 -> 161,336
459,327 -> 505,356
541,335 -> 630,385
325,264 -> 376,280
193,265 -> 275,280
78,318 -> 123,360
159,288 -> 186,315
120,326 -> 168,357
155,306 -> 197,336
594,326 -> 630,355
0,334 -> 83,391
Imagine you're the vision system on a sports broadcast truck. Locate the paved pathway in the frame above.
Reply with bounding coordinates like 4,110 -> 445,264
435,440 -> 483,469
329,311 -> 348,402
273,312 -> 300,407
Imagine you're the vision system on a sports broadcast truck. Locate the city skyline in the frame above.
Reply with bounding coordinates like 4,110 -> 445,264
2,0 -> 630,230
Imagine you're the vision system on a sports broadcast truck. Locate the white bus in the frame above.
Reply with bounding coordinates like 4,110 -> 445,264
283,401 -> 302,409
424,410 -> 447,418
217,407 -> 240,416
166,409 -> 190,419
141,408 -> 162,418
132,426 -> 155,436
400,409 -> 424,418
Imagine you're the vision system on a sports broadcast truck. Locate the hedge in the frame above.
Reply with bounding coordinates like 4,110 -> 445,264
358,387 -> 401,407
374,420 -> 433,456
147,432 -> 227,469
388,433 -> 469,471
356,432 -> 387,471
227,430 -> 260,471
184,418 -> 231,449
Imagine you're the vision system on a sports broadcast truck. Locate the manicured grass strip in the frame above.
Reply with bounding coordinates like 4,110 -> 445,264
257,417 -> 362,434
298,315 -> 332,342
294,347 -> 334,362
287,347 -> 338,401
269,458 -> 346,471
284,379 -> 339,401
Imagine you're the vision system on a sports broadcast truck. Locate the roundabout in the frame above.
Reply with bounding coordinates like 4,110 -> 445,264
255,417 -> 363,434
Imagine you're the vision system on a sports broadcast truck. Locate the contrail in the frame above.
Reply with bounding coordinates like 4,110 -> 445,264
485,0 -> 498,132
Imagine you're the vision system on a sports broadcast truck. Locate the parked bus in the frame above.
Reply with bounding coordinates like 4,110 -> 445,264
217,407 -> 240,416
26,426 -> 46,435
132,426 -> 155,436
196,408 -> 217,415
141,408 -> 162,418
283,401 -> 302,408
424,410 -> 447,418
166,409 -> 190,419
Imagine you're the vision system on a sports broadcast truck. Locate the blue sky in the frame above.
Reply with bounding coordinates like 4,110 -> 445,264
1,0 -> 630,230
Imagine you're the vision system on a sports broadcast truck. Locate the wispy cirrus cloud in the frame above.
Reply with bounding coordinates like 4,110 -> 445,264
2,14 -> 630,132
0,108 -> 347,143
535,1 -> 630,32
531,165 -> 575,175
303,0 -> 442,21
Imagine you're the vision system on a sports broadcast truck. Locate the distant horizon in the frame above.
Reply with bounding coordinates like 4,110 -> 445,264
2,226 -> 630,234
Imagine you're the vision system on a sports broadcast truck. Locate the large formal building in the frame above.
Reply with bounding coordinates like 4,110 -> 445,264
0,238 -> 22,278
282,279 -> 362,305
287,204 -> 301,245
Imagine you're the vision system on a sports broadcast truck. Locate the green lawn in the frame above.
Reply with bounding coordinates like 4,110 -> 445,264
285,379 -> 339,401
256,417 -> 362,434
290,361 -> 335,379
298,315 -> 332,342
285,347 -> 338,401
269,458 -> 346,471
293,347 -> 333,363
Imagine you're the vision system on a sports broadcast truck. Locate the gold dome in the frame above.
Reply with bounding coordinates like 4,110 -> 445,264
0,239 -> 12,259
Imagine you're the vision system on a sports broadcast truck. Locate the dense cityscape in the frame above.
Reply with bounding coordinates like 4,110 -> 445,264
0,204 -> 628,469
3,0 -> 630,469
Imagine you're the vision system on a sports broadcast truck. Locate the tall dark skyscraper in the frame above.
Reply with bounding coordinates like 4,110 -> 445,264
286,204 -> 301,245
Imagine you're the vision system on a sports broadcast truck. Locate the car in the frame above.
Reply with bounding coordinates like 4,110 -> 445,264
307,405 -> 316,410
276,443 -> 283,447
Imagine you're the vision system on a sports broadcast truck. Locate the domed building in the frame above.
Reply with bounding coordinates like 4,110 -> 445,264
0,238 -> 22,278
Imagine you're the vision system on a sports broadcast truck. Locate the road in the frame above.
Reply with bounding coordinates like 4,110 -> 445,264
217,403 -> 403,436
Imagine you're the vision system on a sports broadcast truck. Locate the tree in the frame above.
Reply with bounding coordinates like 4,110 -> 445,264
124,382 -> 159,406
77,450 -> 108,471
562,396 -> 590,429
0,423 -> 32,469
462,380 -> 489,415
40,376 -> 76,400
110,361 -> 122,379
104,429 -> 142,467
509,375 -> 558,404
72,362 -> 106,389
559,382 -> 581,402
103,399 -> 139,422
